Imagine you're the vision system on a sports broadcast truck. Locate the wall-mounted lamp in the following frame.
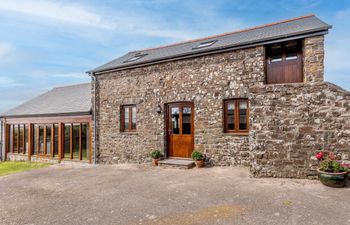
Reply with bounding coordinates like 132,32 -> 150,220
156,104 -> 162,114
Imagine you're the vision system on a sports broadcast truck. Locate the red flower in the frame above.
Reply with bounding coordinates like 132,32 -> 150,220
328,152 -> 336,160
341,163 -> 350,169
316,152 -> 324,161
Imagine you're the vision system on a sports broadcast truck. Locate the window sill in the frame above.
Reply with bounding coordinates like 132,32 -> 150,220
121,132 -> 139,135
32,155 -> 56,158
265,82 -> 304,86
7,153 -> 28,156
60,159 -> 90,162
223,132 -> 249,136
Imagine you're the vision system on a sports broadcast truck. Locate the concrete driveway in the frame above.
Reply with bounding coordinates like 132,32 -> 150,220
0,164 -> 349,225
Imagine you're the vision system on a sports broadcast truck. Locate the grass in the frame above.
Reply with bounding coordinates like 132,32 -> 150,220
282,200 -> 292,207
0,161 -> 51,176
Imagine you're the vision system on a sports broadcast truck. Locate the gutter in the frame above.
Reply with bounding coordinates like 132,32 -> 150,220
0,119 -> 3,161
90,73 -> 97,164
1,111 -> 92,119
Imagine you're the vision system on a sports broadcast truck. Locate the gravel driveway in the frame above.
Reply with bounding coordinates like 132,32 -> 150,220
0,164 -> 349,225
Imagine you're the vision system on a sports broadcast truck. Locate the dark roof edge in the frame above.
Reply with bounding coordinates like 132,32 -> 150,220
90,29 -> 329,75
0,111 -> 92,119
52,82 -> 91,89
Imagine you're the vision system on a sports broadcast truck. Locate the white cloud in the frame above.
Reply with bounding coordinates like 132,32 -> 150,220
51,72 -> 88,79
0,76 -> 23,87
0,0 -> 115,29
0,42 -> 13,59
0,0 -> 243,41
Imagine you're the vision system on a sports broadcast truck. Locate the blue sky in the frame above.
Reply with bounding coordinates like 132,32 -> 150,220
0,0 -> 349,113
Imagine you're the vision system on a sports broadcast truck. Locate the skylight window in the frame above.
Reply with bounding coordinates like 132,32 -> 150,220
193,40 -> 217,49
124,53 -> 148,63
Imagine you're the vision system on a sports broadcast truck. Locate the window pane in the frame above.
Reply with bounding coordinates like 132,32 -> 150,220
227,102 -> 235,130
64,124 -> 71,159
271,55 -> 282,62
285,41 -> 298,60
239,101 -> 248,130
54,124 -> 59,157
271,43 -> 282,51
171,107 -> 180,134
182,107 -> 191,134
285,41 -> 297,51
228,115 -> 235,130
33,125 -> 37,154
13,125 -> 18,153
81,123 -> 89,161
72,124 -> 80,160
286,52 -> 297,60
39,126 -> 44,154
46,126 -> 51,155
227,102 -> 234,115
24,125 -> 28,154
131,106 -> 136,130
124,107 -> 130,130
9,125 -> 13,153
270,43 -> 282,63
19,125 -> 24,153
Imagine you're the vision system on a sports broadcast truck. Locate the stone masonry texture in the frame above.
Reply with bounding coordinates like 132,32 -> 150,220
94,46 -> 265,166
249,82 -> 350,178
93,35 -> 350,178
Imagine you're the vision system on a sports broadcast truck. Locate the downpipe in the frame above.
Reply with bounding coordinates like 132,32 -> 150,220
0,119 -> 3,161
91,73 -> 97,164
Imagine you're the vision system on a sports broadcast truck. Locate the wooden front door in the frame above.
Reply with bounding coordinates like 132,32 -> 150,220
167,102 -> 194,158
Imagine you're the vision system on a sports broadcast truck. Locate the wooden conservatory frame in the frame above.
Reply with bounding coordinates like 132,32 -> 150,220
4,115 -> 92,163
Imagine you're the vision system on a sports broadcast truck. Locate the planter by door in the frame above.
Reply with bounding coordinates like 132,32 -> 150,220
166,102 -> 194,158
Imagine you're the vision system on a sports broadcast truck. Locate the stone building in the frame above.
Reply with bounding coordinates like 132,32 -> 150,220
89,14 -> 350,178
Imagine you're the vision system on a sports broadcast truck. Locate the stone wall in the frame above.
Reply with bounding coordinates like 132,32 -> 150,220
94,34 -> 350,178
6,152 -> 93,164
6,153 -> 60,163
94,46 -> 265,165
250,82 -> 350,178
304,36 -> 325,83
7,153 -> 28,161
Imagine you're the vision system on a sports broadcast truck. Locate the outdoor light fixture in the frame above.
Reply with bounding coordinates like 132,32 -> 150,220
156,104 -> 162,114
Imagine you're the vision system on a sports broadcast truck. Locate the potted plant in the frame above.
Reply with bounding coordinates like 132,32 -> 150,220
149,150 -> 163,166
316,152 -> 349,188
191,151 -> 205,168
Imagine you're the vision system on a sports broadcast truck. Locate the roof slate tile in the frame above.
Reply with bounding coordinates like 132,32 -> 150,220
1,83 -> 91,117
91,15 -> 331,73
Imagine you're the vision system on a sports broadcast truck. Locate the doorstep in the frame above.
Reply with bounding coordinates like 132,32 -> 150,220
158,159 -> 195,169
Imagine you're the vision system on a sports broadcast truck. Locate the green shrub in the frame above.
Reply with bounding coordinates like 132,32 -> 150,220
149,150 -> 163,159
191,151 -> 204,161
319,159 -> 348,173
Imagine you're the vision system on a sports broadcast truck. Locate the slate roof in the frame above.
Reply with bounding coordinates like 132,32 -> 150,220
91,14 -> 331,73
1,83 -> 91,118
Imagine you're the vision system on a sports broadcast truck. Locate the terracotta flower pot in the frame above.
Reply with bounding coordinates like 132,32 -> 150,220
152,158 -> 161,166
317,169 -> 348,188
195,160 -> 204,168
